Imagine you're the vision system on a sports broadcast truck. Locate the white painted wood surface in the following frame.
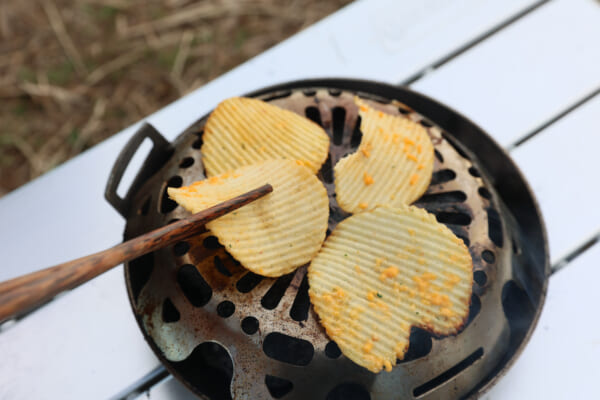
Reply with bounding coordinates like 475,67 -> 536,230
413,0 -> 600,147
0,268 -> 159,400
511,93 -> 600,263
484,242 -> 600,399
1,0 -> 599,398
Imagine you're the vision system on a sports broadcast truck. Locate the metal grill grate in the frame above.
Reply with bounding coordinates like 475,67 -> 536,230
111,82 -> 547,400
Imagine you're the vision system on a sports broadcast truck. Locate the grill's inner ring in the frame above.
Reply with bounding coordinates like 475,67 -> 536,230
121,86 -> 540,400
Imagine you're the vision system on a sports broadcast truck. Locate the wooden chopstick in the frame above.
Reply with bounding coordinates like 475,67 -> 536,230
0,184 -> 272,323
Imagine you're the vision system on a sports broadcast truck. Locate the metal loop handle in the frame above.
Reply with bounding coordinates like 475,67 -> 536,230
105,123 -> 173,217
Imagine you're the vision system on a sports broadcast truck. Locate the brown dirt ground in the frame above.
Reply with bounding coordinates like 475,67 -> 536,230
0,0 -> 352,197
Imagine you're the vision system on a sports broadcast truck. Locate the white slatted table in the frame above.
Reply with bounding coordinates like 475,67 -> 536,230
1,0 -> 599,398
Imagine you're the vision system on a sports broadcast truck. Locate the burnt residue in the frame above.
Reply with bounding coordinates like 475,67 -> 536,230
187,234 -> 246,292
290,274 -> 311,322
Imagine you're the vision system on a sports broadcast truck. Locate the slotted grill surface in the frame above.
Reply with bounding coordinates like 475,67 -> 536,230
120,85 -> 545,399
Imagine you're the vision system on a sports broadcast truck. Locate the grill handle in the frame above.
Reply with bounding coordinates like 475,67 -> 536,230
105,123 -> 173,217
0,184 -> 273,324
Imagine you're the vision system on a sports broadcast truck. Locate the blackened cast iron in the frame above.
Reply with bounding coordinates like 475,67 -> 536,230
105,79 -> 549,399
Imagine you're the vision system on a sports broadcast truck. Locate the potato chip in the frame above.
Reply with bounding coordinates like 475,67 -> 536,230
308,205 -> 473,373
334,98 -> 434,213
168,160 -> 329,277
201,97 -> 330,176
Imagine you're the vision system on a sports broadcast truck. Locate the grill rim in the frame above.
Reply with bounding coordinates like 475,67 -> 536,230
111,78 -> 550,399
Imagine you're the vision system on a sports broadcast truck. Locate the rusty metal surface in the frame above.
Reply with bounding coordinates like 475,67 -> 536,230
118,85 -> 546,399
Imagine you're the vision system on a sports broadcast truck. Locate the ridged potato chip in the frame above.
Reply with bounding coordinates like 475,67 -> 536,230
168,160 -> 329,277
334,98 -> 434,213
201,97 -> 330,176
308,205 -> 473,373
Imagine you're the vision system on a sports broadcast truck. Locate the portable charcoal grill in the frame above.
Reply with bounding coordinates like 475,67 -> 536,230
105,79 -> 549,399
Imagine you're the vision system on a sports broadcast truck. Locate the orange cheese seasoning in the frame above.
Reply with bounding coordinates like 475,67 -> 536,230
409,174 -> 419,185
379,266 -> 399,280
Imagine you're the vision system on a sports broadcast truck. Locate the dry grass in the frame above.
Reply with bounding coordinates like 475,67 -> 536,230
0,0 -> 352,197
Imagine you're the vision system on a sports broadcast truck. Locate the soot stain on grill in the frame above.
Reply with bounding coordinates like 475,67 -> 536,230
305,106 -> 322,126
263,332 -> 314,366
217,301 -> 235,318
417,191 -> 467,204
430,169 -> 456,185
398,328 -> 432,363
213,256 -> 232,277
487,208 -> 504,248
434,149 -> 444,163
465,293 -> 481,327
241,316 -> 259,335
444,135 -> 472,161
128,252 -> 154,305
327,196 -> 350,230
412,347 -> 484,398
474,271 -> 488,286
350,117 -> 363,148
203,235 -> 223,249
265,375 -> 294,398
512,236 -> 521,255
187,246 -> 242,292
420,119 -> 434,128
179,156 -> 195,168
398,106 -> 411,115
162,297 -> 180,323
319,154 -> 334,184
422,202 -> 473,242
236,272 -> 263,293
478,187 -> 492,199
325,341 -> 342,359
138,196 -> 151,216
435,210 -> 472,226
327,383 -> 371,400
502,280 -> 535,357
159,176 -> 183,214
457,234 -> 470,247
261,273 -> 295,310
260,90 -> 292,102
171,342 -> 233,400
173,241 -> 190,257
290,274 -> 310,322
332,107 -> 346,145
468,166 -> 481,177
192,134 -> 203,150
482,250 -> 495,264
177,264 -> 212,307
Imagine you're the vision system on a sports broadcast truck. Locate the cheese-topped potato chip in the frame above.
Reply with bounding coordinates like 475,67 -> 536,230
334,98 -> 434,213
201,97 -> 330,176
169,160 -> 329,277
308,205 -> 473,373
